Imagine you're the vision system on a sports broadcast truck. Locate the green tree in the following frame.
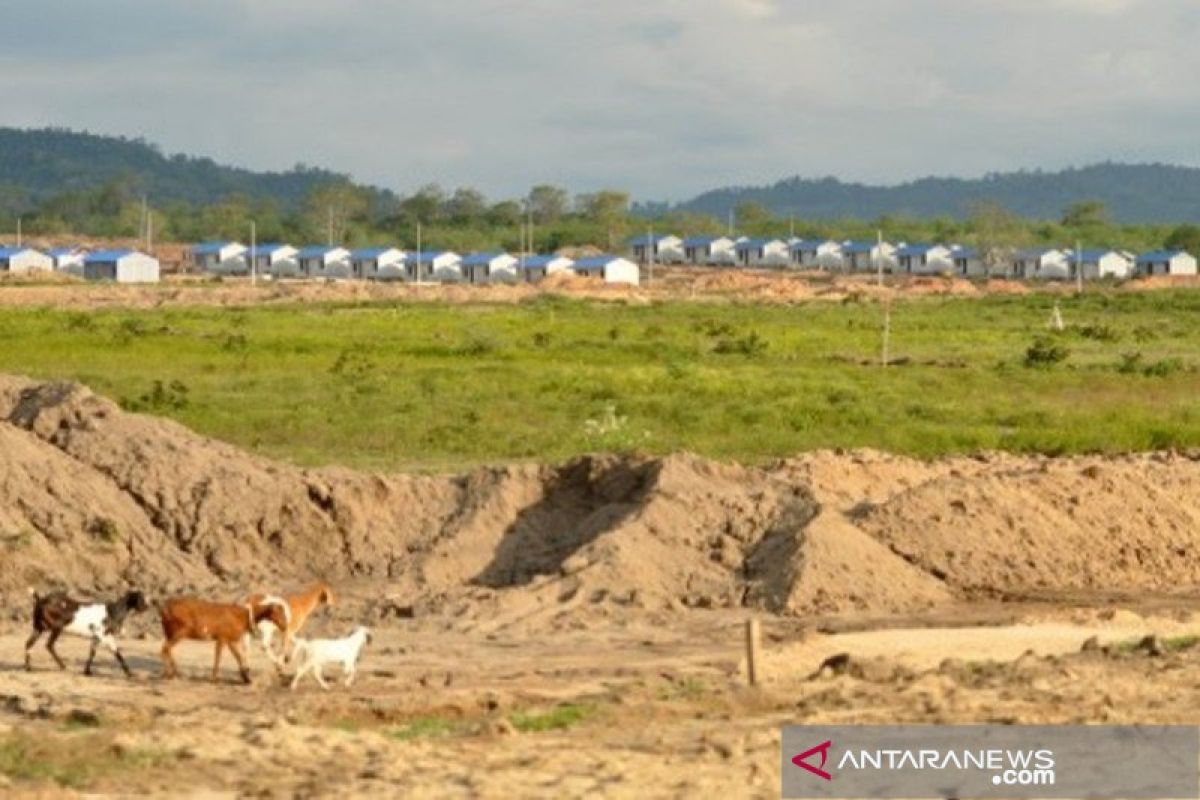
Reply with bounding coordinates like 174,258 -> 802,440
1061,200 -> 1110,229
527,184 -> 569,224
446,187 -> 487,224
576,190 -> 630,249
399,183 -> 447,225
969,201 -> 1022,276
1164,224 -> 1200,255
302,181 -> 370,244
488,200 -> 522,228
734,201 -> 773,231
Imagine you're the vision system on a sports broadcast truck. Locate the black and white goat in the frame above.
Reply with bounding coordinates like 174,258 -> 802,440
25,588 -> 150,677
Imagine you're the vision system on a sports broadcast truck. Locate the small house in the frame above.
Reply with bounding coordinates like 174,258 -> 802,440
82,250 -> 160,283
296,246 -> 352,278
1070,249 -> 1133,281
1010,248 -> 1070,280
735,238 -> 790,267
1136,250 -> 1198,277
950,247 -> 987,277
461,252 -> 520,284
191,241 -> 248,273
350,247 -> 406,280
573,255 -> 640,285
0,246 -> 53,273
842,241 -> 897,273
249,244 -> 300,277
628,234 -> 684,265
681,236 -> 736,265
895,244 -> 954,275
521,255 -> 575,282
405,251 -> 462,282
47,247 -> 88,275
790,239 -> 844,269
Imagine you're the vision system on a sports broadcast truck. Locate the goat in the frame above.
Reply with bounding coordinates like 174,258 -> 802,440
289,626 -> 372,691
24,588 -> 149,677
245,583 -> 336,669
159,596 -> 289,684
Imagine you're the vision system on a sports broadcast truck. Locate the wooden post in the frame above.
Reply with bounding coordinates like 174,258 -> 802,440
745,618 -> 762,687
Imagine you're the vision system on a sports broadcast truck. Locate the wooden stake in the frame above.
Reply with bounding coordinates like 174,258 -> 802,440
745,618 -> 762,687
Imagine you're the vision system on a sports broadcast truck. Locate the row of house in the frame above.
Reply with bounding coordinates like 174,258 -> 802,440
0,245 -> 160,283
192,242 -> 641,285
626,234 -> 1200,279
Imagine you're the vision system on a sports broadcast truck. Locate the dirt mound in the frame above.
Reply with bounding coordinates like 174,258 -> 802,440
3,375 -> 1200,623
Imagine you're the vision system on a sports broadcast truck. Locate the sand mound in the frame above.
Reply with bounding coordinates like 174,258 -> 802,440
3,375 -> 1200,623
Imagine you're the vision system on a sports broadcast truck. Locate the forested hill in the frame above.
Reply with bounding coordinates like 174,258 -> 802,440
0,127 -> 389,210
669,164 -> 1200,223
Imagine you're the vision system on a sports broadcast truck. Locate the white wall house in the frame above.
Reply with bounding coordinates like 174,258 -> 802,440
249,244 -> 300,277
843,241 -> 897,272
350,247 -> 406,280
461,252 -> 520,284
405,251 -> 462,282
950,247 -> 987,277
0,246 -> 53,273
191,241 -> 248,273
628,234 -> 684,265
48,247 -> 87,275
1136,250 -> 1198,277
1071,249 -> 1133,281
895,244 -> 954,274
1010,248 -> 1070,280
790,239 -> 844,269
82,250 -> 160,283
682,236 -> 736,265
735,238 -> 790,267
521,255 -> 575,282
573,255 -> 640,285
297,246 -> 352,278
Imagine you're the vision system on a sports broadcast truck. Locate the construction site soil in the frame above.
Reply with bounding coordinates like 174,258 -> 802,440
2,374 -> 1199,797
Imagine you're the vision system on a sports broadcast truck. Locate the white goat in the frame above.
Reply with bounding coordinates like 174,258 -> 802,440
289,626 -> 372,690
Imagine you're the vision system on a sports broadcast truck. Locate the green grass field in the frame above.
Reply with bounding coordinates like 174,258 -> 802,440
0,291 -> 1197,470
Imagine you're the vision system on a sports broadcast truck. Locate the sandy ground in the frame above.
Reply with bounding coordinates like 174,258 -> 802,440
3,598 -> 1200,798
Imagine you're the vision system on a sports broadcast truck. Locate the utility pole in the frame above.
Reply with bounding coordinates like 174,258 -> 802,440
875,228 -> 884,287
1075,239 -> 1084,294
250,220 -> 257,287
146,206 -> 154,255
881,296 -> 892,369
415,221 -> 422,283
727,208 -> 734,238
140,195 -> 148,249
647,226 -> 655,286
15,216 -> 21,247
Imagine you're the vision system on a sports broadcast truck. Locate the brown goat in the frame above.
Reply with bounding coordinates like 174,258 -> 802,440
245,583 -> 336,668
159,596 -> 289,684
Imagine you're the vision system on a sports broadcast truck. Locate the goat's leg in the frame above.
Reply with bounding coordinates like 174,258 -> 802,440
161,637 -> 181,679
343,663 -> 356,688
229,639 -> 252,685
212,641 -> 224,682
23,630 -> 42,671
45,629 -> 66,670
314,665 -> 330,690
289,661 -> 308,691
84,639 -> 99,676
100,634 -> 132,678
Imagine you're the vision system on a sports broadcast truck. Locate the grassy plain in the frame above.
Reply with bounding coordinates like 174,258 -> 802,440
0,290 -> 1197,470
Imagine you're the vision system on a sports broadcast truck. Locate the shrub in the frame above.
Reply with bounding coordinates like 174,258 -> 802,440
121,380 -> 189,412
713,331 -> 768,356
1024,336 -> 1069,368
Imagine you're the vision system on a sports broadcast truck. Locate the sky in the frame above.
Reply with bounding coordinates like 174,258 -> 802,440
1,0 -> 1198,202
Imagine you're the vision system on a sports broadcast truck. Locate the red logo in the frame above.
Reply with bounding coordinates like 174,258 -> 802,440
792,740 -> 834,781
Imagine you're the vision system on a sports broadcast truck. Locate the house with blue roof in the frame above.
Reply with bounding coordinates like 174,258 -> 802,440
296,246 -> 352,278
572,255 -> 640,285
1069,249 -> 1133,280
521,254 -> 575,283
349,247 -> 405,280
0,246 -> 52,273
404,251 -> 462,282
1009,248 -> 1069,280
681,236 -> 736,266
734,238 -> 789,268
949,247 -> 987,277
247,243 -> 299,276
461,252 -> 519,284
83,249 -> 159,283
47,246 -> 88,274
895,244 -> 955,275
843,240 -> 899,273
628,234 -> 683,265
790,239 -> 844,270
1136,250 -> 1197,277
190,241 -> 247,272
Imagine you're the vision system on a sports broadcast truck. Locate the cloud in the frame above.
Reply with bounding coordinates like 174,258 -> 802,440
0,0 -> 1196,201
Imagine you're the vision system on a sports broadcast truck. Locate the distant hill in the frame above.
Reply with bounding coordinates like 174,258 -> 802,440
665,163 -> 1200,223
0,127 -> 391,210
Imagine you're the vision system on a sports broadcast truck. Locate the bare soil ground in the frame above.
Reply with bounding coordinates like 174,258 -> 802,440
2,374 -> 1200,797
